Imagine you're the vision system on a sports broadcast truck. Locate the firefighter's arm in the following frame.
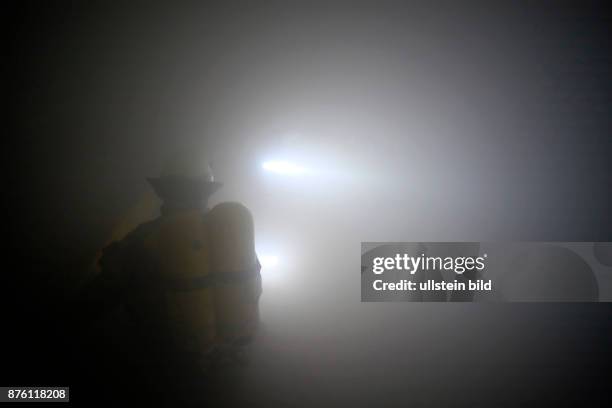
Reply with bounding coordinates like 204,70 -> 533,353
76,241 -> 130,322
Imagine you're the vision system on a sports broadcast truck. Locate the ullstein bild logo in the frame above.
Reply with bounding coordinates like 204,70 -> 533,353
361,242 -> 612,302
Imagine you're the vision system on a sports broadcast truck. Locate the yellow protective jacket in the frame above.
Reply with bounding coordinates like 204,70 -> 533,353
98,202 -> 262,355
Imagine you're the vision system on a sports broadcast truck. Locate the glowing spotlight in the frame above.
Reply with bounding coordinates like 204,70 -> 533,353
259,255 -> 279,268
262,160 -> 310,176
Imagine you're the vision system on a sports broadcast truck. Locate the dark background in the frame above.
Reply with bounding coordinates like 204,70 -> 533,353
5,1 -> 612,406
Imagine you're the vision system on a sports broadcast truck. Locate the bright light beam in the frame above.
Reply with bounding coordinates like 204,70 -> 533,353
262,160 -> 310,176
258,254 -> 281,282
259,255 -> 279,268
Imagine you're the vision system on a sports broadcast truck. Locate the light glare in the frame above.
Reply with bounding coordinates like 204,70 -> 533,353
259,255 -> 279,268
262,160 -> 310,176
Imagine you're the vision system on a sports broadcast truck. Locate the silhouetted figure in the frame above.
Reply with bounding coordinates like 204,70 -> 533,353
79,151 -> 262,402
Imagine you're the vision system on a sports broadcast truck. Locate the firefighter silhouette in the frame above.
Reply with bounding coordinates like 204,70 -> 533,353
84,150 -> 262,378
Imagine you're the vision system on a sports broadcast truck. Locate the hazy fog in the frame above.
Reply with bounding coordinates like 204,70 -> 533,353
10,2 -> 612,406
